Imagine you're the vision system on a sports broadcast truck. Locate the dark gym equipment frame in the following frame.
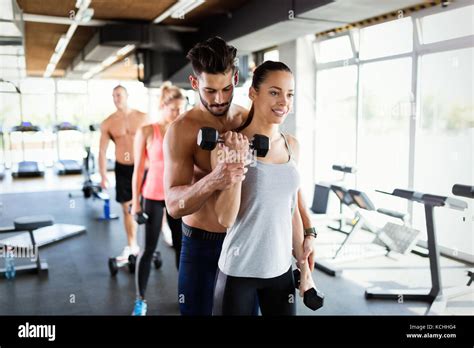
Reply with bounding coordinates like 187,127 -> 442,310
365,186 -> 473,315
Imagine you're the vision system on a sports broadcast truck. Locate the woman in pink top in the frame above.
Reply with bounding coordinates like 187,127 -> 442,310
131,82 -> 186,315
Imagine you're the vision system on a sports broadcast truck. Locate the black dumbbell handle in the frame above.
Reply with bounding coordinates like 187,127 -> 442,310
135,212 -> 148,225
128,204 -> 148,224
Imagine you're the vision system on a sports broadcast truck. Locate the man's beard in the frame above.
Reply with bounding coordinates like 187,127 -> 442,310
199,92 -> 233,117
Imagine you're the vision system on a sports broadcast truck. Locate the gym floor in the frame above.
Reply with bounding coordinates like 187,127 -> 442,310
1,172 -> 472,315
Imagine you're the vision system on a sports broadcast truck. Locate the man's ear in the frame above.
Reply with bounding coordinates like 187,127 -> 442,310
189,75 -> 199,90
233,70 -> 239,86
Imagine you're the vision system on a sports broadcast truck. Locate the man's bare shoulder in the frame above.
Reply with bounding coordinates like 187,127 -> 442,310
166,109 -> 201,144
100,112 -> 118,130
232,103 -> 249,114
229,103 -> 250,127
172,108 -> 203,131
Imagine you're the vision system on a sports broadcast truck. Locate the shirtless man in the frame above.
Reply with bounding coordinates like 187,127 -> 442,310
164,37 -> 248,315
164,37 -> 316,316
99,85 -> 149,262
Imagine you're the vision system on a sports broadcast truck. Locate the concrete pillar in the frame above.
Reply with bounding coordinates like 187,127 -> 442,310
278,37 -> 316,201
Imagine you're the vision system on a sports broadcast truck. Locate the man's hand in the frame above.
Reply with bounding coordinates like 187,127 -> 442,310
210,154 -> 247,191
100,177 -> 109,190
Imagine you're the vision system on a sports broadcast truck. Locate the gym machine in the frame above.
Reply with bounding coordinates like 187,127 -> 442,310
365,185 -> 473,315
314,186 -> 419,276
54,121 -> 83,175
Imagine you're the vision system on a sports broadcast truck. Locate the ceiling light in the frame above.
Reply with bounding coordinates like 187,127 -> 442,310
79,8 -> 94,23
116,44 -> 135,57
89,65 -> 102,74
44,0 -> 92,77
65,23 -> 78,39
171,0 -> 204,19
82,71 -> 93,79
153,0 -> 205,24
102,56 -> 117,67
75,0 -> 91,9
54,35 -> 68,53
44,63 -> 56,77
50,53 -> 60,64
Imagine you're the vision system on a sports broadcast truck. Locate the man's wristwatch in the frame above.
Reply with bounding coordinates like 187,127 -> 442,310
304,227 -> 318,239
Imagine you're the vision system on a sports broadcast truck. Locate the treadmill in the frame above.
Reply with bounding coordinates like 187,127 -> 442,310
10,122 -> 45,178
54,122 -> 83,175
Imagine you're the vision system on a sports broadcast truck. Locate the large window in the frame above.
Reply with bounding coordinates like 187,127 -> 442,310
1,79 -> 56,166
413,47 -> 473,256
56,80 -> 88,128
359,17 -> 412,60
420,5 -> 474,44
358,58 -> 412,211
263,49 -> 279,62
314,65 -> 357,184
316,36 -> 353,63
0,78 -> 152,168
88,80 -> 123,123
314,3 -> 473,260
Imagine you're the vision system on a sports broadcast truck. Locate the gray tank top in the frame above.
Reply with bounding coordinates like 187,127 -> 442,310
218,133 -> 300,278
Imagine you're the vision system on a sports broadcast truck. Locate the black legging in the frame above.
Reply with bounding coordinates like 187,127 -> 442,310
135,199 -> 182,299
213,267 -> 296,316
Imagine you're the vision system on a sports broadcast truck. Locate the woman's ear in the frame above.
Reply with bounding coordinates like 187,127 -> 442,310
249,86 -> 256,101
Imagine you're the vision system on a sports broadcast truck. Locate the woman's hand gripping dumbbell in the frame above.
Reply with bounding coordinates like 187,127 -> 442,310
293,263 -> 325,311
129,203 -> 148,224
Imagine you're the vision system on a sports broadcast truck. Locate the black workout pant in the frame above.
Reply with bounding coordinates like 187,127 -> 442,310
135,199 -> 182,299
213,267 -> 296,316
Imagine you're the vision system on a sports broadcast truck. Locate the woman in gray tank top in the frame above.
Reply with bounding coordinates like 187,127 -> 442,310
211,61 -> 318,315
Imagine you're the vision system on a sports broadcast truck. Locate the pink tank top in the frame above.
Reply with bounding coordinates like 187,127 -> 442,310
142,123 -> 165,201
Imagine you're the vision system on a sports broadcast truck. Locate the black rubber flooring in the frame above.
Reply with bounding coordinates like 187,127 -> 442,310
0,190 -> 472,316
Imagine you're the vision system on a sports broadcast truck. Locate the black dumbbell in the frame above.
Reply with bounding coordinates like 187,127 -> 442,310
153,251 -> 163,269
108,258 -> 118,276
293,268 -> 324,311
128,254 -> 137,273
197,127 -> 270,157
134,211 -> 148,225
128,204 -> 149,225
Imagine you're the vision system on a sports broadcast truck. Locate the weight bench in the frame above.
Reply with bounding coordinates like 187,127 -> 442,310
0,215 -> 53,276
315,187 -> 418,276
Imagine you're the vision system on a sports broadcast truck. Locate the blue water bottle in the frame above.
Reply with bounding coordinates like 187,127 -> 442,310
104,198 -> 111,219
5,246 -> 16,280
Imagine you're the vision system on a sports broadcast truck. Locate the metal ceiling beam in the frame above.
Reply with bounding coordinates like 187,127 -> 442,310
0,36 -> 22,45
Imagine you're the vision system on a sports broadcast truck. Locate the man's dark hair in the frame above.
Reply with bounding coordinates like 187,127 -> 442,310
186,36 -> 237,75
